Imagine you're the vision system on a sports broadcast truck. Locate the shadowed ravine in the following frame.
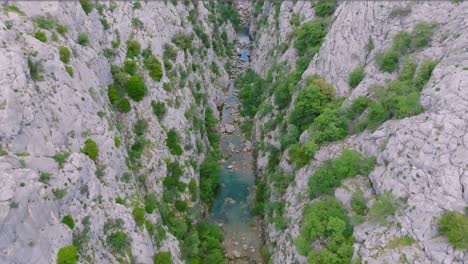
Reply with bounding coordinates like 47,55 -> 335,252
208,27 -> 264,263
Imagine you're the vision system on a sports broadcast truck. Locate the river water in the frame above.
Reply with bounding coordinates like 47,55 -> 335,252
207,27 -> 263,263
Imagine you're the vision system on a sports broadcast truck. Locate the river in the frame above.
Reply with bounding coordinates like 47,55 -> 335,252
208,26 -> 263,263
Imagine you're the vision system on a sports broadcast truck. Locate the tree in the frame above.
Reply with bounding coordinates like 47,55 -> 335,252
294,20 -> 326,57
199,158 -> 221,205
132,207 -> 145,226
154,252 -> 173,264
166,130 -> 182,155
310,108 -> 348,145
348,67 -> 365,89
59,46 -> 71,63
126,40 -> 141,58
82,139 -> 98,161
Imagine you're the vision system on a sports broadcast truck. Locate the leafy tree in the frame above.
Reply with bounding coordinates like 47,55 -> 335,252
310,107 -> 349,145
123,60 -> 138,75
392,31 -> 411,54
309,149 -> 376,198
345,96 -> 371,119
289,141 -> 318,169
82,139 -> 98,161
118,98 -> 131,113
57,245 -> 78,264
236,69 -> 266,117
125,75 -> 146,101
438,211 -> 468,249
375,49 -> 400,72
289,77 -> 335,131
411,21 -> 435,49
348,67 -> 365,89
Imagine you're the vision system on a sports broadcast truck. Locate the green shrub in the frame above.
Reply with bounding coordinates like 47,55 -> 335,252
126,40 -> 141,58
35,31 -> 47,42
309,107 -> 349,145
62,215 -> 75,229
369,191 -> 399,224
289,77 -> 335,131
59,46 -> 71,63
392,31 -> 411,54
219,2 -> 241,30
166,129 -> 182,156
118,98 -> 131,113
125,75 -> 146,101
114,136 -> 121,147
411,21 -> 435,49
144,55 -> 163,81
65,66 -> 74,77
375,49 -> 400,72
123,60 -> 138,75
33,16 -> 56,29
438,211 -> 468,249
116,197 -> 125,205
132,207 -> 145,226
53,152 -> 70,169
57,245 -> 78,264
77,33 -> 89,46
199,157 -> 221,205
4,5 -> 25,16
144,194 -> 158,213
57,25 -> 68,35
151,100 -> 166,120
28,57 -> 44,81
107,231 -> 131,254
39,172 -> 52,183
295,197 -> 353,263
314,1 -> 336,17
175,200 -> 188,212
53,188 -> 67,200
107,85 -> 119,105
154,251 -> 173,264
348,67 -> 365,89
82,139 -> 99,161
351,191 -> 367,215
79,0 -> 93,15
294,20 -> 326,57
345,96 -> 371,119
309,149 -> 376,198
289,141 -> 317,169
386,235 -> 416,249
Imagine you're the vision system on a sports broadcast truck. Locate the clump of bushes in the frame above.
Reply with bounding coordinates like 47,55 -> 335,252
236,69 -> 267,117
118,98 -> 131,113
171,32 -> 194,51
123,60 -> 137,75
34,31 -> 47,42
81,139 -> 98,161
143,55 -> 163,81
438,211 -> 468,249
53,152 -> 70,169
154,252 -> 173,264
348,67 -> 365,88
151,100 -> 166,120
351,191 -> 367,215
132,207 -> 145,226
59,46 -> 71,63
107,231 -> 131,255
125,75 -> 146,101
77,33 -> 89,46
289,141 -> 318,169
28,57 -> 44,81
314,1 -> 336,17
289,77 -> 335,132
57,245 -> 78,264
294,20 -> 327,58
62,214 -> 75,229
126,40 -> 141,58
295,197 -> 353,263
65,66 -> 74,77
199,157 -> 221,206
309,149 -> 376,198
376,21 -> 436,72
79,0 -> 93,15
166,129 -> 182,155
369,191 -> 400,224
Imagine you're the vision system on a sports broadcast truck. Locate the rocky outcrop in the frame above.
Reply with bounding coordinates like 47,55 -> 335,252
0,1 -> 233,263
250,1 -> 468,264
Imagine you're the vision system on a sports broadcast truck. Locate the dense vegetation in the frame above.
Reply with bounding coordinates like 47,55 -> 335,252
348,67 -> 365,89
309,149 -> 376,198
295,197 -> 354,263
57,245 -> 78,264
438,211 -> 468,249
81,139 -> 98,162
166,129 -> 183,156
236,69 -> 267,117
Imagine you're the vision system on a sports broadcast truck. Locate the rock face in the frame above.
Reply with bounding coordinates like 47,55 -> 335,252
0,1 -> 233,263
249,1 -> 468,264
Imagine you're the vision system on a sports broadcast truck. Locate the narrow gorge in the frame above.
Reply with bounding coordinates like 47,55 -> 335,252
0,1 -> 467,264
